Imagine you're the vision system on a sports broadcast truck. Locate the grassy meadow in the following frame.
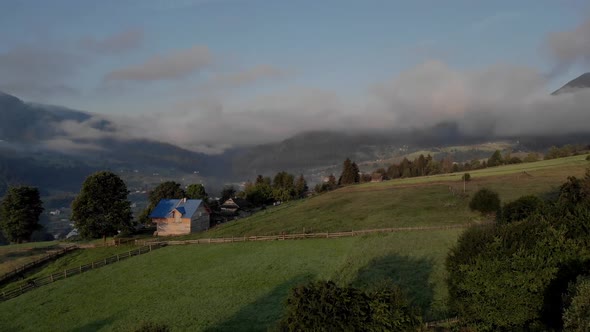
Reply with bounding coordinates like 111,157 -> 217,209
175,154 -> 589,239
0,229 -> 460,331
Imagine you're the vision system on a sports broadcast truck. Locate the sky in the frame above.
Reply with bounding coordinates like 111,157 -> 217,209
2,0 -> 590,153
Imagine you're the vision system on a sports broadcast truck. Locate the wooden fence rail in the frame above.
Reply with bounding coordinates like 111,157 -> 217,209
0,245 -> 79,285
138,223 -> 484,247
0,244 -> 164,302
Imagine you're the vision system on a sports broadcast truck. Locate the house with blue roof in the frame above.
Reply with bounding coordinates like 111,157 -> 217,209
149,198 -> 210,236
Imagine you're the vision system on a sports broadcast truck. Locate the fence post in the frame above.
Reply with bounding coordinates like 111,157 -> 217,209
149,245 -> 152,252
50,274 -> 53,283
64,270 -> 67,278
104,258 -> 107,265
79,265 -> 82,273
91,262 -> 94,269
117,254 -> 120,262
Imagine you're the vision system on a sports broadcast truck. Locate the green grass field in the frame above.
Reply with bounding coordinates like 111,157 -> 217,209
174,154 -> 589,240
0,229 -> 460,331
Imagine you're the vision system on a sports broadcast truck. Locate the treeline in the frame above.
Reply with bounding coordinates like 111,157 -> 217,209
240,172 -> 308,206
544,144 -> 587,160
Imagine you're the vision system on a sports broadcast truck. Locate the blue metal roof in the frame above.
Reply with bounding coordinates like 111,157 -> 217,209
149,199 -> 203,218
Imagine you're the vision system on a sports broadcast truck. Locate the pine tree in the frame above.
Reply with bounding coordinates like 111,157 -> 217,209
294,175 -> 308,198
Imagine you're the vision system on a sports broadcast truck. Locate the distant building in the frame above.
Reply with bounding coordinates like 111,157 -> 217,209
220,198 -> 254,217
149,198 -> 210,236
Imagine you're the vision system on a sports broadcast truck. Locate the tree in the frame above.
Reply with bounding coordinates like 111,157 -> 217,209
138,181 -> 186,224
498,195 -> 544,224
186,184 -> 208,201
563,276 -> 590,332
487,150 -> 504,167
71,171 -> 133,240
469,188 -> 500,214
220,185 -> 236,202
294,175 -> 308,198
0,186 -> 44,243
278,281 -> 421,331
339,158 -> 359,185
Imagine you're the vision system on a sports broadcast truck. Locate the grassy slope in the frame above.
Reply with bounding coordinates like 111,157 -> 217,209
0,245 -> 138,291
176,155 -> 589,239
0,229 -> 460,331
0,241 -> 59,275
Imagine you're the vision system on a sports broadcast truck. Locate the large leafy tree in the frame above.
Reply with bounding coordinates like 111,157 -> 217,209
186,183 -> 208,201
138,181 -> 186,224
71,171 -> 133,239
0,186 -> 44,243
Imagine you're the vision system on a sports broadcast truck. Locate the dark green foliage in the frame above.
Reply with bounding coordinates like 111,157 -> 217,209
71,171 -> 133,239
186,184 -> 208,201
278,281 -> 421,331
545,145 -> 582,160
314,174 -> 338,194
0,186 -> 44,243
498,195 -> 544,224
294,175 -> 308,198
220,185 -> 236,203
461,173 -> 471,182
243,178 -> 273,206
272,171 -> 296,201
563,276 -> 590,332
132,321 -> 170,332
469,188 -> 500,214
447,174 -> 590,331
138,181 -> 186,224
487,150 -> 504,167
339,158 -> 360,185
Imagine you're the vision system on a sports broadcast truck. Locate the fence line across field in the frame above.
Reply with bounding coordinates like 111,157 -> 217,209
138,222 -> 486,246
0,245 -> 78,285
0,244 -> 164,302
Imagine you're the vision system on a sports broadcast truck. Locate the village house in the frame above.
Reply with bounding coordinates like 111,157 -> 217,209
220,198 -> 254,218
149,198 -> 210,236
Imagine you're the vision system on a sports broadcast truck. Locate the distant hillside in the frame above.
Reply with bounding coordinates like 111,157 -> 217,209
552,72 -> 590,95
0,91 -> 235,194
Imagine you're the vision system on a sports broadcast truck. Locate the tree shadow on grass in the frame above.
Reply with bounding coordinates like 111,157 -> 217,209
203,275 -> 311,332
351,255 -> 435,316
69,315 -> 118,332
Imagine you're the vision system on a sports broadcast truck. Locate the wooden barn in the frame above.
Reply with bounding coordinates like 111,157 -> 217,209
149,198 -> 210,236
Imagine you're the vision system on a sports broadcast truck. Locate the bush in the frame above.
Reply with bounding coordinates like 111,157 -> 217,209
469,188 -> 500,214
586,155 -> 590,161
132,322 -> 170,332
563,276 -> 590,332
462,173 -> 471,181
278,281 -> 421,331
498,195 -> 544,224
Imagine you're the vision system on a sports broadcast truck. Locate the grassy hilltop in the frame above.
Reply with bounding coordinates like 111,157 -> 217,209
184,154 -> 589,239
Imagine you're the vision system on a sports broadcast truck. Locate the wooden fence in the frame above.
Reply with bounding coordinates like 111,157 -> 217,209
0,244 -> 164,302
0,245 -> 78,285
138,223 -> 483,247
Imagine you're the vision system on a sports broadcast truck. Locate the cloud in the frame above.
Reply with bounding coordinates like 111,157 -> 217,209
79,29 -> 144,54
204,65 -> 288,89
110,59 -> 590,154
0,46 -> 82,98
372,60 -> 590,137
546,18 -> 590,71
104,46 -> 212,82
